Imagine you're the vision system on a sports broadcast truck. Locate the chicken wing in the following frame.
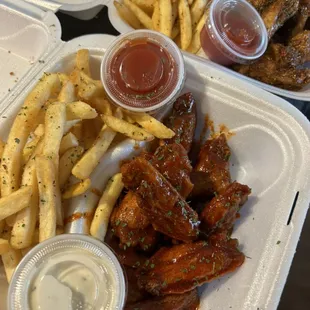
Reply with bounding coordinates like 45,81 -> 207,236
247,0 -> 274,12
110,191 -> 158,251
262,0 -> 300,40
161,92 -> 197,153
121,157 -> 199,242
152,143 -> 193,198
200,182 -> 251,234
125,289 -> 199,310
137,240 -> 245,295
195,134 -> 231,194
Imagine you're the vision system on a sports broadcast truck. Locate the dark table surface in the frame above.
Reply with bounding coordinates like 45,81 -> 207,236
56,7 -> 310,310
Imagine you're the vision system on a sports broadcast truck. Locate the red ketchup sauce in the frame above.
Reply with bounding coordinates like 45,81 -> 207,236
108,39 -> 177,108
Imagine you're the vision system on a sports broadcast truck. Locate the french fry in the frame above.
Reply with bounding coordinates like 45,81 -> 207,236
36,156 -> 59,242
0,73 -> 60,199
101,114 -> 154,141
64,119 -> 81,134
10,140 -> 43,249
172,0 -> 179,24
124,0 -> 153,29
152,0 -> 160,30
190,0 -> 208,29
90,97 -> 113,116
128,113 -> 175,138
43,102 -> 66,171
123,113 -> 136,124
59,146 -> 84,189
72,110 -> 123,180
0,187 -> 32,222
62,179 -> 91,199
1,247 -> 22,282
78,71 -> 105,101
131,0 -> 154,15
179,0 -> 192,50
114,1 -> 143,29
58,80 -> 76,103
76,49 -> 91,76
0,239 -> 10,255
171,19 -> 180,39
22,124 -> 44,166
187,10 -> 208,53
59,132 -> 79,156
0,139 -> 5,157
90,173 -> 124,241
57,73 -> 69,84
66,101 -> 98,120
159,0 -> 173,37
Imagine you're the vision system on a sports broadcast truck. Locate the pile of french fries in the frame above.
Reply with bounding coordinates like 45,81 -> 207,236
0,49 -> 175,282
114,0 -> 211,53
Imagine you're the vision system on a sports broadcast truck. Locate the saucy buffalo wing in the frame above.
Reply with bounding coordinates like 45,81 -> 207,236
195,134 -> 231,194
121,157 -> 199,242
161,92 -> 197,153
137,240 -> 245,296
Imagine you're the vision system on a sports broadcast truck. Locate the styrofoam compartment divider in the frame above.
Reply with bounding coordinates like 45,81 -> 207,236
0,2 -> 310,310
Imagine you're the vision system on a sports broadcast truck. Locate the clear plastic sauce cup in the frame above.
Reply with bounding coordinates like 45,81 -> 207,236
101,30 -> 185,114
200,0 -> 268,66
8,234 -> 126,310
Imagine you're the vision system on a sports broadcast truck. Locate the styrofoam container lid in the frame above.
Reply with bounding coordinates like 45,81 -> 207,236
0,1 -> 310,310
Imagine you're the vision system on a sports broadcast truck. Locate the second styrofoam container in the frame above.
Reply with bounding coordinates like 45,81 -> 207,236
107,1 -> 310,102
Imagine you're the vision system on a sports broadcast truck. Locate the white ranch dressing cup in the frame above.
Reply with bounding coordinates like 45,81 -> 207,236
8,234 -> 126,310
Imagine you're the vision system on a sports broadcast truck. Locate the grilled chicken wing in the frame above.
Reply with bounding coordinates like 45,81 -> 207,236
195,134 -> 231,194
233,31 -> 310,90
161,93 -> 197,153
125,289 -> 200,310
137,240 -> 245,296
200,182 -> 251,234
121,157 -> 199,242
110,191 -> 158,251
262,0 -> 300,40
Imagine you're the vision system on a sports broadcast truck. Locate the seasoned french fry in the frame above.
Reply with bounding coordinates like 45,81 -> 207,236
172,0 -> 178,24
22,125 -> 44,166
123,113 -> 136,124
36,156 -> 59,242
152,0 -> 160,30
0,139 -> 5,157
43,103 -> 66,171
78,71 -> 105,101
59,132 -> 79,156
0,239 -> 10,255
128,113 -> 175,138
59,146 -> 84,189
90,97 -> 113,116
72,110 -> 123,180
190,0 -> 208,29
1,247 -> 22,282
187,10 -> 208,53
131,0 -> 154,15
114,1 -> 143,29
0,187 -> 32,222
90,173 -> 124,241
64,119 -> 81,134
159,0 -> 173,37
76,49 -> 91,76
58,80 -> 76,103
171,19 -> 180,39
66,101 -> 98,120
124,0 -> 153,29
10,140 -> 43,249
62,179 -> 91,199
57,73 -> 69,84
179,0 -> 192,50
0,73 -> 60,199
101,114 -> 154,141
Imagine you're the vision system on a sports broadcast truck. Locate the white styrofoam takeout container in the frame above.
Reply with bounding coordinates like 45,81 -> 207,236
1,1 -> 310,309
107,1 -> 310,102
